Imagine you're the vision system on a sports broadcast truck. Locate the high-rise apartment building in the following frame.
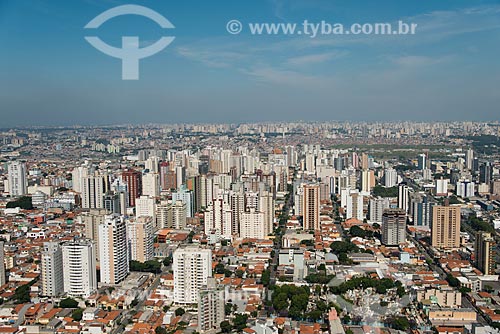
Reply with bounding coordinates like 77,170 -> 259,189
475,232 -> 495,275
173,246 -> 212,304
41,242 -> 64,296
240,209 -> 266,239
303,184 -> 320,231
127,219 -> 154,263
7,161 -> 27,196
82,174 -> 108,209
258,190 -> 275,236
198,277 -> 225,333
61,239 -> 97,298
142,172 -> 160,197
122,169 -> 142,207
382,209 -> 406,245
431,205 -> 461,249
99,215 -> 129,284
346,190 -> 364,221
398,184 -> 410,212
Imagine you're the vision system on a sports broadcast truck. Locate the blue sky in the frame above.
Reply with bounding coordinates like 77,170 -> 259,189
0,0 -> 499,126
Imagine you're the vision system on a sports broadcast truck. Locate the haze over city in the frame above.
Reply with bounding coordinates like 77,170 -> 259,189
1,0 -> 500,126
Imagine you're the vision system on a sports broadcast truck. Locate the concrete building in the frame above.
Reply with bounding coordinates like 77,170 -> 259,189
431,205 -> 461,249
475,232 -> 495,275
173,246 -> 212,304
99,215 -> 129,284
127,219 -> 154,263
303,184 -> 320,231
7,161 -> 27,196
240,209 -> 266,239
198,277 -> 225,333
41,242 -> 64,296
381,209 -> 406,246
62,239 -> 97,298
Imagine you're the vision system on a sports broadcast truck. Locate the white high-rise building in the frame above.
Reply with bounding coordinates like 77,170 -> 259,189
172,186 -> 194,217
41,242 -> 64,296
82,174 -> 107,209
7,161 -> 27,196
435,178 -> 449,197
136,195 -> 156,222
61,239 -> 97,298
173,246 -> 212,304
258,190 -> 275,237
72,166 -> 89,193
369,197 -> 390,223
204,196 -> 232,239
99,215 -> 129,284
127,219 -> 154,262
398,184 -> 410,212
240,209 -> 266,239
384,168 -> 397,188
142,173 -> 160,197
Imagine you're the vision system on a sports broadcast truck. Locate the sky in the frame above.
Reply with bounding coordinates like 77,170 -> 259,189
0,0 -> 499,126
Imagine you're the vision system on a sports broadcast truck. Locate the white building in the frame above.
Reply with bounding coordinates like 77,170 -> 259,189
142,172 -> 160,197
7,161 -> 27,196
346,190 -> 364,220
41,242 -> 64,296
99,215 -> 129,284
384,168 -> 397,188
204,196 -> 232,239
136,195 -> 156,222
240,209 -> 266,239
62,239 -> 97,298
173,246 -> 212,304
82,174 -> 107,209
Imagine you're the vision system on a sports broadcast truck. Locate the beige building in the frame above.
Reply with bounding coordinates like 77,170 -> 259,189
427,308 -> 476,326
431,205 -> 461,249
416,288 -> 462,308
127,218 -> 154,263
303,184 -> 320,231
475,231 -> 496,275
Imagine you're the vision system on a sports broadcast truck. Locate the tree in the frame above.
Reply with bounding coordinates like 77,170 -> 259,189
261,269 -> 271,287
233,314 -> 249,331
235,269 -> 244,278
175,307 -> 185,317
72,308 -> 83,321
215,263 -> 225,274
162,256 -> 172,267
6,196 -> 33,210
349,226 -> 372,238
330,241 -> 360,255
220,320 -> 232,333
155,327 -> 167,334
60,298 -> 79,308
